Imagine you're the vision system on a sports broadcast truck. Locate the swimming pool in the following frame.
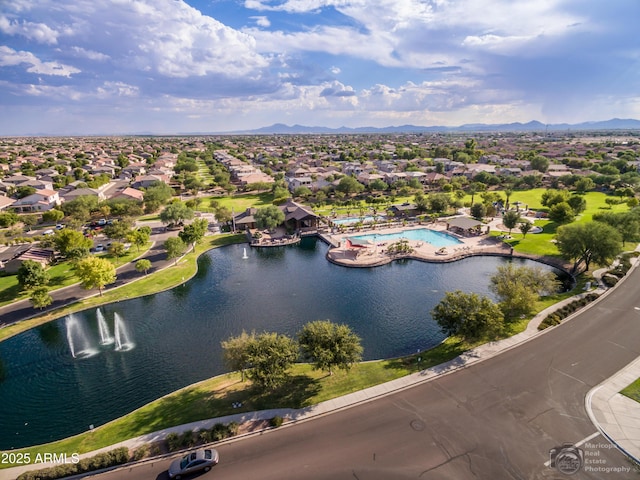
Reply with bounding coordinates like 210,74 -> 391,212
350,228 -> 463,247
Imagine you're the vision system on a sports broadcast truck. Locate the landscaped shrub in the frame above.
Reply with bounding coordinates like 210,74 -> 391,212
165,432 -> 181,451
210,423 -> 228,441
17,447 -> 129,480
602,274 -> 619,288
539,293 -> 600,330
132,444 -> 149,461
270,415 -> 284,428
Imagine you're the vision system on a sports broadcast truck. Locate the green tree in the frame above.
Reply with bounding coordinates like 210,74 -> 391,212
541,189 -> 570,208
254,205 -> 285,230
178,218 -> 208,251
30,286 -> 53,310
429,193 -> 451,213
336,176 -> 365,196
221,330 -> 255,382
74,256 -> 117,296
548,202 -> 576,224
143,181 -> 174,213
556,222 -> 623,273
53,228 -> 93,259
0,212 -> 20,227
414,192 -> 428,213
593,210 -> 640,246
103,219 -> 133,241
15,186 -> 37,199
160,203 -> 194,227
61,195 -> 99,223
127,226 -> 151,252
431,291 -> 504,341
108,242 -> 126,263
518,221 -> 533,238
470,202 -> 486,220
164,237 -> 187,265
135,258 -> 152,275
489,263 -> 559,320
298,320 -> 363,375
245,332 -> 298,389
42,209 -> 64,223
530,155 -> 550,173
574,177 -> 595,193
17,260 -> 49,291
567,195 -> 587,215
21,214 -> 38,231
502,210 -> 520,235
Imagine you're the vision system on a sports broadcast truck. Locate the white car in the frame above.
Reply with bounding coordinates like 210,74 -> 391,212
168,448 -> 219,479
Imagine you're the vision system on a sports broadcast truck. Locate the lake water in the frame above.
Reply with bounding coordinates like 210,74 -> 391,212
0,238 -> 563,449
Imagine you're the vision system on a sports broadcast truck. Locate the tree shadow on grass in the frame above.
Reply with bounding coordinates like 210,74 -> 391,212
246,375 -> 322,410
383,339 -> 466,374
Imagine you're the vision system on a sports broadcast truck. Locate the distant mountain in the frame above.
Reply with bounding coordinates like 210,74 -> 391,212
225,118 -> 640,135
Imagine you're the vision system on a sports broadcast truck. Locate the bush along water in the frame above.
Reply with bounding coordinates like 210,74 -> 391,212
17,447 -> 129,480
538,293 -> 600,330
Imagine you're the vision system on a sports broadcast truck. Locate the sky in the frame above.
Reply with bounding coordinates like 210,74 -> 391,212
0,0 -> 639,135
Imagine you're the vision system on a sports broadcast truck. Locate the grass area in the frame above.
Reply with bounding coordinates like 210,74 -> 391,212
0,334 -> 473,463
621,378 -> 640,403
208,192 -> 274,212
0,234 -> 246,343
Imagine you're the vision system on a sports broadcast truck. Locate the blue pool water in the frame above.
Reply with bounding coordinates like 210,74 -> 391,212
351,228 -> 463,247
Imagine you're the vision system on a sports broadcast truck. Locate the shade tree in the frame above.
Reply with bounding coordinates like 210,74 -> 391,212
298,320 -> 363,375
431,291 -> 504,341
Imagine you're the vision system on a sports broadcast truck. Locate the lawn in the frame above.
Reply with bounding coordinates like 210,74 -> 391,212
0,335 -> 473,463
621,378 -> 640,403
208,192 -> 274,212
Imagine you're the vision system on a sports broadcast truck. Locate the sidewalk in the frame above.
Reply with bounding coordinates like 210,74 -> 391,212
3,253 -> 639,479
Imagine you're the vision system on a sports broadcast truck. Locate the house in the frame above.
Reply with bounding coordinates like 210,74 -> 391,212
232,200 -> 320,232
61,187 -> 106,203
388,202 -> 418,217
0,195 -> 15,211
110,187 -> 145,202
280,199 -> 320,231
132,174 -> 170,189
3,247 -> 55,273
10,189 -> 60,212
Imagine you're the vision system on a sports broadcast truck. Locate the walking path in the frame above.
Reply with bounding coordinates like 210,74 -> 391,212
2,239 -> 640,479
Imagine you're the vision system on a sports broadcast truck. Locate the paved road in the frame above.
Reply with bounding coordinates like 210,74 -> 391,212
96,263 -> 640,480
0,223 -> 175,326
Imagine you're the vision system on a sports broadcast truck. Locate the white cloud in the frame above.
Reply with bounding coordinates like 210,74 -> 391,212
0,15 -> 59,44
70,46 -> 110,62
251,16 -> 271,28
0,46 -> 80,77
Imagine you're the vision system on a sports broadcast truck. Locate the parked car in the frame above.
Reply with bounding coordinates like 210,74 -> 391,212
168,448 -> 219,479
94,244 -> 104,252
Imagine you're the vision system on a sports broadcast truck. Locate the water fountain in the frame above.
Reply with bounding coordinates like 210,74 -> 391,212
242,247 -> 248,259
96,308 -> 114,345
65,314 -> 96,358
113,313 -> 134,352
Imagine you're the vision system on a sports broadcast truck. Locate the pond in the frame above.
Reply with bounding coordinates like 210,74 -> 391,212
0,238 -> 565,449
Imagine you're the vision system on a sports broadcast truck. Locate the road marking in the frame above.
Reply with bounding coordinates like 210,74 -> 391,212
634,307 -> 640,311
543,431 -> 601,467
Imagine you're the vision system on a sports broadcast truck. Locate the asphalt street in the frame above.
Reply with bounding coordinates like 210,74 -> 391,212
0,222 -> 174,326
92,260 -> 640,479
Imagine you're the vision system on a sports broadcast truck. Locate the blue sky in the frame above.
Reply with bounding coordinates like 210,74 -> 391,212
1,0 -> 639,135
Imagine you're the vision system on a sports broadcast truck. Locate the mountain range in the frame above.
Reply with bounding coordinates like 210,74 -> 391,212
219,118 -> 640,135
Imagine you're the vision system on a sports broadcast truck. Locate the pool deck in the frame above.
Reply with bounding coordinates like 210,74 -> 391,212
324,223 -> 571,271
